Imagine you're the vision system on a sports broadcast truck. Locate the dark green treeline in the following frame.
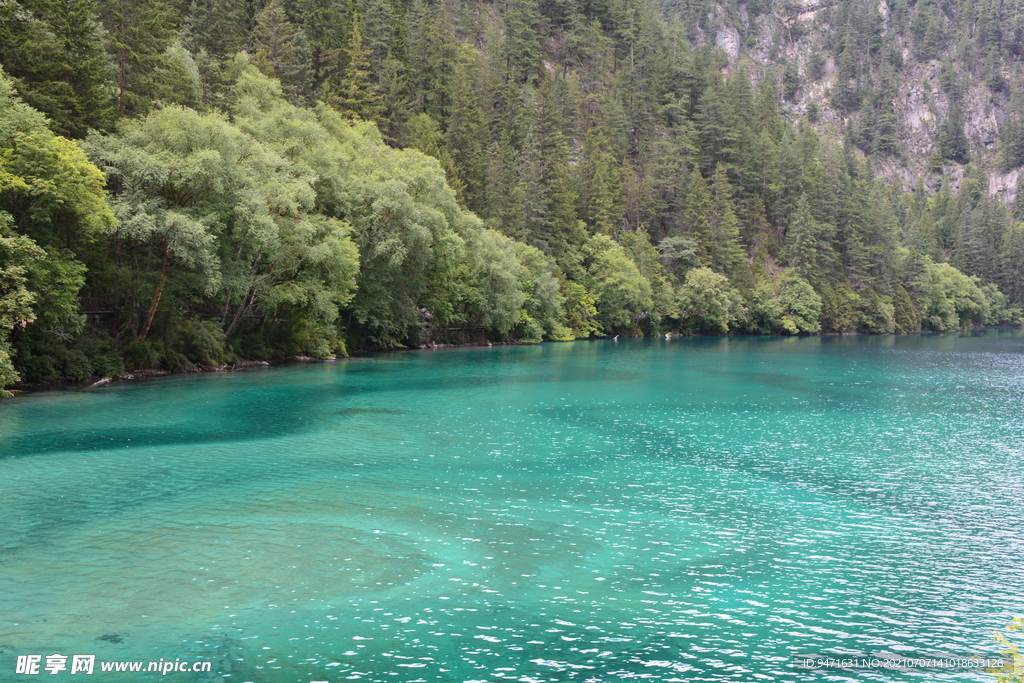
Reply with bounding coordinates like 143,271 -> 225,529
1,0 -> 1022,392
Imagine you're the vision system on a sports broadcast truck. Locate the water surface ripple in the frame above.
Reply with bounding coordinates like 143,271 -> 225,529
2,333 -> 1023,682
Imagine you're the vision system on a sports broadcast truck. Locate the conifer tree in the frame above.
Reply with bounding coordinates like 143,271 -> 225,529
485,137 -> 526,240
444,47 -> 488,214
502,0 -> 543,83
892,284 -> 922,333
706,165 -> 744,274
784,193 -> 824,281
874,69 -> 899,155
917,2 -> 945,60
681,168 -> 713,242
184,0 -> 249,59
518,130 -> 553,252
406,0 -> 456,121
939,105 -> 970,164
579,127 -> 625,236
964,197 -> 1009,280
328,15 -> 382,120
1001,222 -> 1024,302
101,0 -> 178,118
253,0 -> 313,105
537,86 -> 586,273
696,78 -> 740,176
0,0 -> 114,136
361,0 -> 402,64
999,110 -> 1024,171
753,78 -> 785,143
151,41 -> 203,109
287,0 -> 346,94
782,62 -> 800,101
1012,175 -> 1024,221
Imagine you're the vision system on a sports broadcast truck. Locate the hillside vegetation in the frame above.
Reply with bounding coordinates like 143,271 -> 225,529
1,0 -> 1022,392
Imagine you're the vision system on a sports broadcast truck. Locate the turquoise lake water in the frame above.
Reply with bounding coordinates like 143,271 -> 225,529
2,333 -> 1023,682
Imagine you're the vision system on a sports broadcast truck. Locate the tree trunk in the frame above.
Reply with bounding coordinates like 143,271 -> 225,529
224,252 -> 262,338
119,48 -> 127,118
118,0 -> 127,118
224,289 -> 254,339
139,246 -> 171,340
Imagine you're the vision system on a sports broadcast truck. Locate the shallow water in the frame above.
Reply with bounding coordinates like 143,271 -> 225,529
2,333 -> 1023,682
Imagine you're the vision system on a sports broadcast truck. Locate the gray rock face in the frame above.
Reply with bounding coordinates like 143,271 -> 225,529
715,26 -> 740,61
702,1 -> 1018,200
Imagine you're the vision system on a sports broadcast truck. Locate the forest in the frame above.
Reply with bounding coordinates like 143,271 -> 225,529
2,0 -> 1024,393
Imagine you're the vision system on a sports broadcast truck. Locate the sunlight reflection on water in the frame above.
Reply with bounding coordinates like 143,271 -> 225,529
2,332 -> 1023,682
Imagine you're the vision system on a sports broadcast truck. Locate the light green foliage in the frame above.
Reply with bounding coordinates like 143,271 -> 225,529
465,229 -> 526,335
855,286 -> 895,334
563,281 -> 600,339
339,121 -> 475,345
229,75 -> 367,338
658,236 -> 702,280
86,105 -> 258,335
742,270 -> 822,334
513,242 -> 571,341
85,108 -> 232,251
924,262 -> 990,330
24,247 -> 87,335
0,213 -> 44,394
744,277 -> 786,334
981,283 -> 1021,325
676,266 -> 744,334
227,95 -> 363,349
1,73 -> 114,390
0,215 -> 41,333
779,270 -> 823,334
233,67 -> 566,347
621,228 -> 677,331
0,342 -> 18,394
0,74 -> 114,246
992,619 -> 1024,683
153,42 -> 203,109
88,71 -> 360,352
402,113 -> 462,197
584,235 -> 654,334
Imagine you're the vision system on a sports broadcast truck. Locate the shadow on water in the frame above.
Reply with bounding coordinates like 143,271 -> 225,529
0,395 -> 318,458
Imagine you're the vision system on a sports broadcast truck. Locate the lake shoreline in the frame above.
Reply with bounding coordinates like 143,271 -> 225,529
7,325 -> 1021,396
5,338 -> 534,395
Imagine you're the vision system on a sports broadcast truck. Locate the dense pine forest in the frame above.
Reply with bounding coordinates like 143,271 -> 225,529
2,0 -> 1024,392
